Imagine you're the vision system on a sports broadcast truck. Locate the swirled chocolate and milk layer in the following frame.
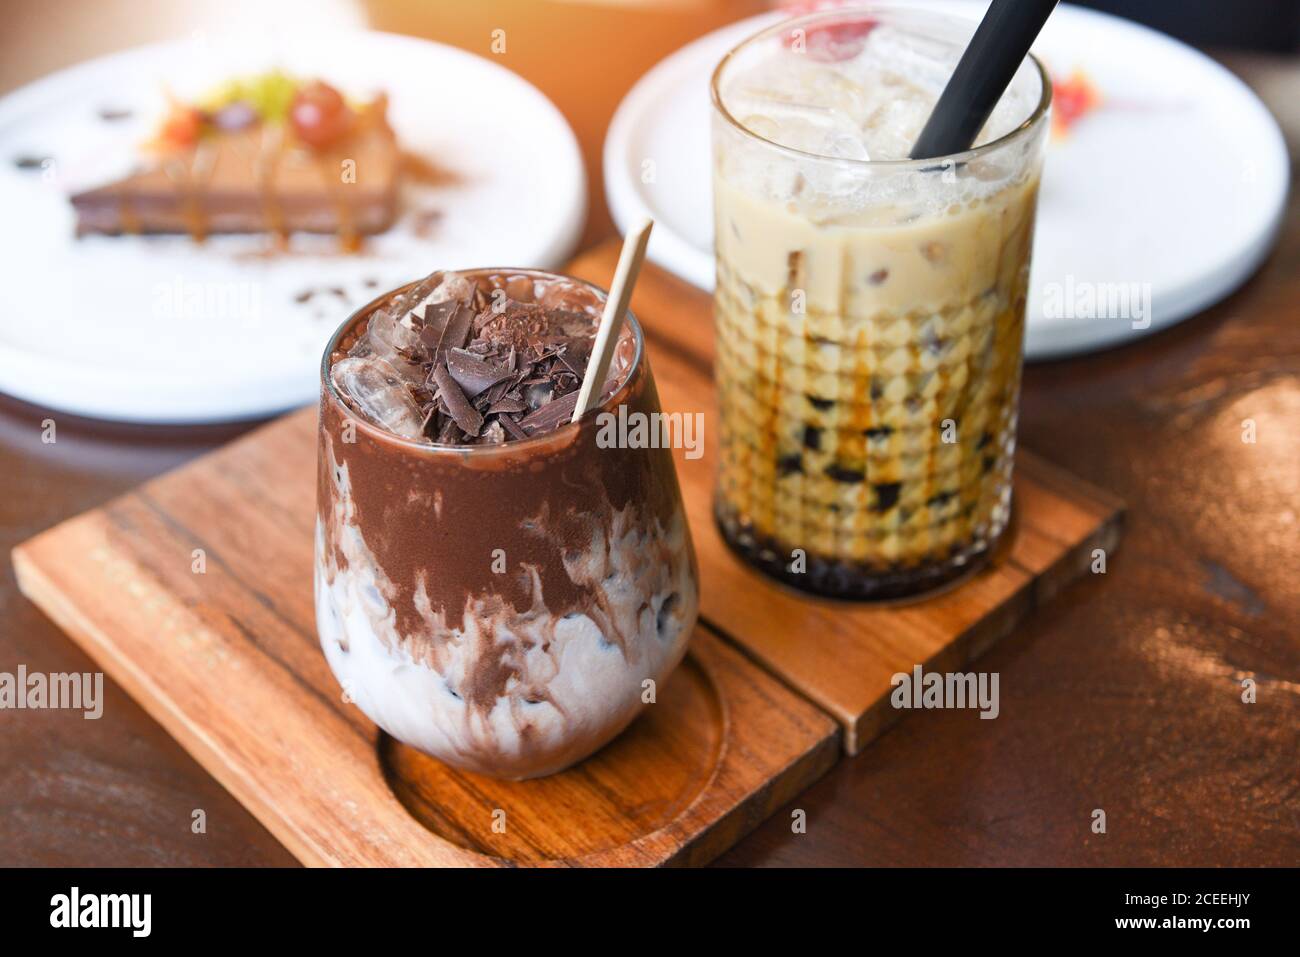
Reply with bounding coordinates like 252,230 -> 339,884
316,270 -> 698,778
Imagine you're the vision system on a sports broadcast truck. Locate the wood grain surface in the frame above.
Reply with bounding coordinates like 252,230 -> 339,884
10,247 -> 1120,864
13,407 -> 839,867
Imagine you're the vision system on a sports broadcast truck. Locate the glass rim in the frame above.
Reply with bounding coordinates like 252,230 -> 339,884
709,4 -> 1054,170
320,267 -> 646,457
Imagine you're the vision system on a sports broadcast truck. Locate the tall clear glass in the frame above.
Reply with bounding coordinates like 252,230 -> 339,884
711,5 -> 1051,599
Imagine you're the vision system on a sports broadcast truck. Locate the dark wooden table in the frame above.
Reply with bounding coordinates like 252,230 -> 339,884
2,15 -> 1297,865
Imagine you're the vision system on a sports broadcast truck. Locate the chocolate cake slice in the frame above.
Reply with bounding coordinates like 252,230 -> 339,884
70,74 -> 401,246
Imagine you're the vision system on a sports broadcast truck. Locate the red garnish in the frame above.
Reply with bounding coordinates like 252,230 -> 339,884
1051,69 -> 1102,138
780,1 -> 877,62
155,105 -> 205,152
290,81 -> 353,149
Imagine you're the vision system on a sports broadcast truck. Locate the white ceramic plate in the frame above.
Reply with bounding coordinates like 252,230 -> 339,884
0,30 -> 586,422
604,2 -> 1289,360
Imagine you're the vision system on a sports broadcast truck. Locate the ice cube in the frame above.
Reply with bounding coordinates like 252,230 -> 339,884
729,53 -> 871,125
360,308 -> 424,380
385,272 -> 476,345
862,95 -> 933,160
382,272 -> 444,325
367,307 -> 421,354
821,129 -> 871,162
425,270 -> 473,307
374,270 -> 474,336
366,304 -> 421,353
730,92 -> 861,157
331,356 -> 426,440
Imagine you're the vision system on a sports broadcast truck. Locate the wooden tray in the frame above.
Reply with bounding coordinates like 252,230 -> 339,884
564,244 -> 1125,754
13,241 -> 1122,864
12,406 -> 838,867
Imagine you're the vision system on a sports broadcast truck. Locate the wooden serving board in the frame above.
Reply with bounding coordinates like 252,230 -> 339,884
13,240 -> 1122,865
12,406 -> 839,867
563,243 -> 1125,754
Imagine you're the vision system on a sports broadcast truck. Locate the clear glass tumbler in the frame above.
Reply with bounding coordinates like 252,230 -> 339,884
711,5 -> 1051,600
316,269 -> 699,779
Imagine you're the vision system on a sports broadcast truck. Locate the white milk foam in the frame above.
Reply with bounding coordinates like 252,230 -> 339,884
315,448 -> 698,780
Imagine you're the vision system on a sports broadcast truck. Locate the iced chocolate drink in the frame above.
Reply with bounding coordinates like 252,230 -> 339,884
711,7 -> 1051,599
316,269 -> 698,779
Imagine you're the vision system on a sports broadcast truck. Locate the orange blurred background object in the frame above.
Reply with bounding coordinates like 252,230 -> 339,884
359,0 -> 769,246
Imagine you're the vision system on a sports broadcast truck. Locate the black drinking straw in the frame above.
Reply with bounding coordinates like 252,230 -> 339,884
909,0 -> 1059,160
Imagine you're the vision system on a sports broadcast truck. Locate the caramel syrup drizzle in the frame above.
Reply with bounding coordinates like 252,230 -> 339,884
153,110 -> 376,252
255,124 -> 289,251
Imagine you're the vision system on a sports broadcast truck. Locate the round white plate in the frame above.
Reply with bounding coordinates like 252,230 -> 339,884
604,2 -> 1289,360
0,30 -> 586,423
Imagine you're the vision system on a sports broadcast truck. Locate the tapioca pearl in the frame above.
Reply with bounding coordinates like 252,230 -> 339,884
926,495 -> 961,522
825,463 -> 864,485
777,453 -> 803,478
801,405 -> 833,433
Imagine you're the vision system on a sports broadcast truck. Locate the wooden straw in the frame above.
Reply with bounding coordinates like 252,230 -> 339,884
570,217 -> 654,423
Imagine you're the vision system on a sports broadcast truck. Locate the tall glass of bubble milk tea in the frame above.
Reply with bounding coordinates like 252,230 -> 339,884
710,5 -> 1051,600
